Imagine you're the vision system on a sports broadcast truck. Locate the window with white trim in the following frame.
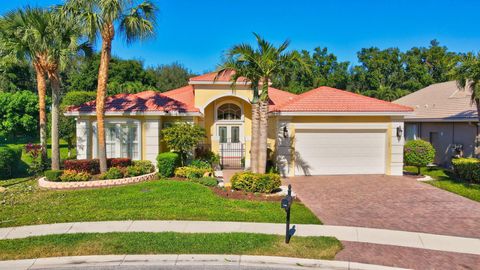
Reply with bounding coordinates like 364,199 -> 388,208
104,122 -> 140,160
217,103 -> 241,120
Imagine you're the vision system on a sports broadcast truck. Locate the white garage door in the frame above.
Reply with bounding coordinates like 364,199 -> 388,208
294,129 -> 386,175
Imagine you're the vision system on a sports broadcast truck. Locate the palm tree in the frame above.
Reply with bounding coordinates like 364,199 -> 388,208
455,52 -> 480,156
64,0 -> 157,172
364,85 -> 411,101
41,9 -> 91,170
0,7 -> 51,163
219,33 -> 308,173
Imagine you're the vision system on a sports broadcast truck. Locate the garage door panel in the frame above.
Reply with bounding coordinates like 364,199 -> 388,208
294,129 -> 386,175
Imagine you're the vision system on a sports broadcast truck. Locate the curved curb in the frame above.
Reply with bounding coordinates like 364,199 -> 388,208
0,254 -> 410,270
1,221 -> 479,255
38,172 -> 157,190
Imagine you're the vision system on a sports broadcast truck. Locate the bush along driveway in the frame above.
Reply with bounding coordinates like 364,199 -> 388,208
0,179 -> 320,228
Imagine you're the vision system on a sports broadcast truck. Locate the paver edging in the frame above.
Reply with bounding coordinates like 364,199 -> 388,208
38,172 -> 157,190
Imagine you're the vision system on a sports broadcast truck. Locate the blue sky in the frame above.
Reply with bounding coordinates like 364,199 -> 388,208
2,0 -> 479,73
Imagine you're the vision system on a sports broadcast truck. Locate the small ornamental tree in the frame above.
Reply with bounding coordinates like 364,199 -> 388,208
404,140 -> 436,175
161,122 -> 206,165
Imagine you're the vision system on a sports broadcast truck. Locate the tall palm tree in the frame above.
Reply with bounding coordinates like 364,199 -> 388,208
42,9 -> 91,170
64,0 -> 157,172
0,7 -> 50,162
219,33 -> 308,173
455,52 -> 480,156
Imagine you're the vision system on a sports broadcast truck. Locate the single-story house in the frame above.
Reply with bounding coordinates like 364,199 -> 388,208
66,71 -> 413,176
394,81 -> 479,167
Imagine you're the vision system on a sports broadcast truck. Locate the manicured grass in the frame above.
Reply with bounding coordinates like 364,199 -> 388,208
405,166 -> 480,202
0,232 -> 342,261
0,179 -> 321,227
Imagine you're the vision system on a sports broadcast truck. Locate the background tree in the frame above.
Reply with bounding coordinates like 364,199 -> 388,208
0,7 -> 51,161
147,62 -> 194,92
0,62 -> 36,93
161,122 -> 206,166
0,91 -> 40,141
455,52 -> 480,155
65,0 -> 157,173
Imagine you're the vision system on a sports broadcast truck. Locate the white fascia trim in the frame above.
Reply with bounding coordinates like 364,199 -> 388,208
64,111 -> 203,117
188,80 -> 251,86
270,111 -> 413,116
294,122 -> 389,130
404,118 -> 478,123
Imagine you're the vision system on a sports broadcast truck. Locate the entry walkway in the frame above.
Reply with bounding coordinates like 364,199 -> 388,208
1,220 -> 479,255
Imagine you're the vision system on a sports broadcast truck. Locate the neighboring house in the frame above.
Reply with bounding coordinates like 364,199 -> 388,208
66,70 -> 413,176
394,81 -> 478,167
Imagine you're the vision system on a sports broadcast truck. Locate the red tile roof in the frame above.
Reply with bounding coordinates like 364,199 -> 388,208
268,87 -> 298,111
273,86 -> 413,113
68,86 -> 199,113
189,70 -> 249,83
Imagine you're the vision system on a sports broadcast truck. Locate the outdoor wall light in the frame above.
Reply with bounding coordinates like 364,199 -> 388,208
396,126 -> 403,139
283,126 -> 289,138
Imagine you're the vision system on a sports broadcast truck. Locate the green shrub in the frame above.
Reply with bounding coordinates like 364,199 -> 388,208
189,159 -> 211,169
0,146 -> 22,179
192,176 -> 218,187
175,166 -> 212,179
231,172 -> 281,193
195,148 -> 220,166
132,160 -> 155,174
59,170 -> 91,182
100,167 -> 125,180
44,170 -> 64,181
404,140 -> 436,174
157,152 -> 181,178
452,158 -> 480,183
125,165 -> 142,177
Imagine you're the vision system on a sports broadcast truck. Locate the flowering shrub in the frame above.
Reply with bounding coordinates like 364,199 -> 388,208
25,143 -> 47,175
99,167 -> 124,180
59,170 -> 91,182
175,166 -> 212,179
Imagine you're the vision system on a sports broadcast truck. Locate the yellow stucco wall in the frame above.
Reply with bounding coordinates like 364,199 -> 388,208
194,84 -> 254,112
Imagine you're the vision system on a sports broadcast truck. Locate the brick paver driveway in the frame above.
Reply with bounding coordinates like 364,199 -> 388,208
285,175 -> 480,238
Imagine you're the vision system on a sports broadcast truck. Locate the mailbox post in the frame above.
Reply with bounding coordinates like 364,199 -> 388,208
281,184 -> 293,243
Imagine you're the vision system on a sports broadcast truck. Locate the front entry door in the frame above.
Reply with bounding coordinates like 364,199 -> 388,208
219,125 -> 244,168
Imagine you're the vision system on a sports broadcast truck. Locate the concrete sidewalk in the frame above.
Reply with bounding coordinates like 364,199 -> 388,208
0,254 -> 410,270
0,220 -> 479,255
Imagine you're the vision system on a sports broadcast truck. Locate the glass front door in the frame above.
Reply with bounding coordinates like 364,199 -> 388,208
218,125 -> 243,168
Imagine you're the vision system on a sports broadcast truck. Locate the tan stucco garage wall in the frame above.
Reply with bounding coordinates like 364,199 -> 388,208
275,116 -> 404,176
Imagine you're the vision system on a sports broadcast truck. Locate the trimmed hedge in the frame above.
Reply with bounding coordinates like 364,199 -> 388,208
44,170 -> 64,182
0,146 -> 22,179
174,166 -> 212,179
452,158 -> 480,183
63,158 -> 132,174
231,172 -> 281,193
157,152 -> 180,178
404,140 -> 435,174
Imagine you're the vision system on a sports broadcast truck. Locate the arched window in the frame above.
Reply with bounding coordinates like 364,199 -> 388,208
217,103 -> 241,120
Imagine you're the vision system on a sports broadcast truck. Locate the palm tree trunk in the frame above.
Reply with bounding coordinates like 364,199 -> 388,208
258,99 -> 269,174
250,102 -> 260,173
97,25 -> 114,173
48,70 -> 61,170
34,64 -> 48,163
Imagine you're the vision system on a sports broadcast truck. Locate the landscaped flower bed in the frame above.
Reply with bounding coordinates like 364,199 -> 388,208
39,159 -> 156,189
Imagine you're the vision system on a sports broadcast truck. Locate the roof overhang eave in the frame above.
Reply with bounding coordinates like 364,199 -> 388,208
64,111 -> 203,117
269,111 -> 414,117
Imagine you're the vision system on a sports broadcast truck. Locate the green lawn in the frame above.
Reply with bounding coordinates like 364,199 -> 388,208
405,166 -> 480,202
0,179 -> 321,227
0,232 -> 342,261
